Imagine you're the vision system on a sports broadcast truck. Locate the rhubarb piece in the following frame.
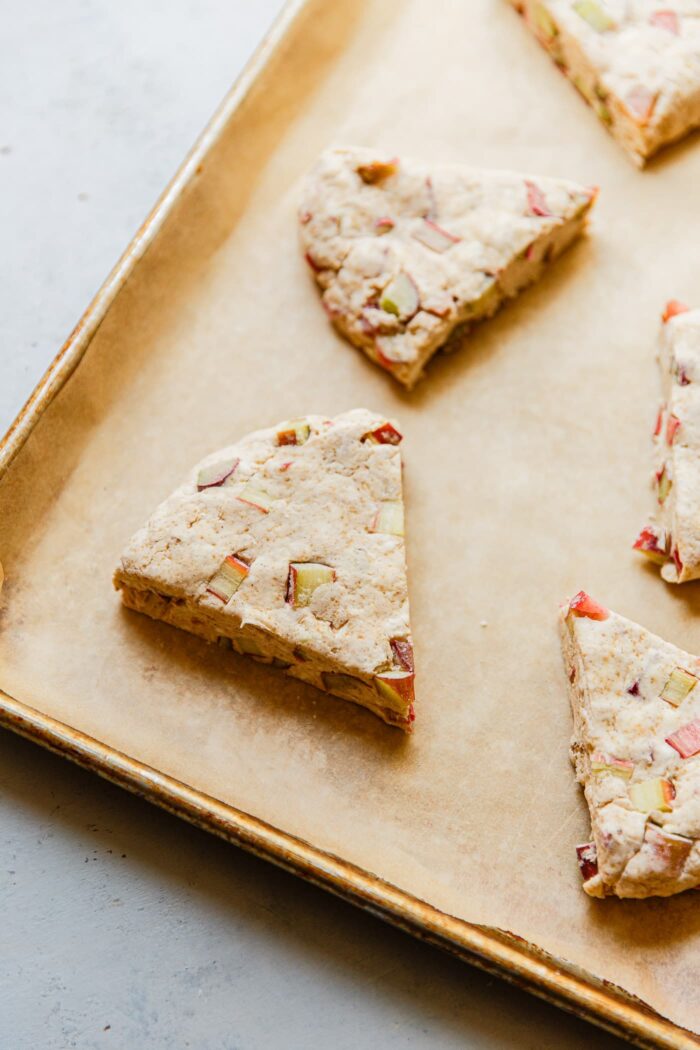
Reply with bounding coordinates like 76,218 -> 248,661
637,306 -> 700,582
560,598 -> 700,897
567,590 -> 609,621
524,180 -> 551,217
237,480 -> 274,513
299,147 -> 595,387
197,457 -> 239,491
370,500 -> 404,537
113,409 -> 416,731
572,0 -> 615,31
357,158 -> 398,184
660,667 -> 698,707
666,719 -> 700,759
625,85 -> 656,124
379,272 -> 419,321
632,526 -> 667,565
666,414 -> 681,445
650,10 -> 679,34
663,300 -> 689,322
576,842 -> 599,884
362,421 -> 403,445
411,218 -> 460,253
629,777 -> 675,813
390,638 -> 414,672
509,1 -> 700,165
286,562 -> 335,608
374,670 -> 415,710
206,555 -> 249,603
276,419 -> 311,446
590,753 -> 634,779
656,465 -> 672,505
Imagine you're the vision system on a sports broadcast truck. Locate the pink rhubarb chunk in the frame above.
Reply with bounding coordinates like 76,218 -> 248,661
524,180 -> 551,217
649,9 -> 679,33
663,300 -> 690,323
666,719 -> 700,759
576,843 -> 598,882
567,591 -> 609,621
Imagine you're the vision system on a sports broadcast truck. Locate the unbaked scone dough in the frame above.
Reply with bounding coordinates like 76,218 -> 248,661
561,591 -> 700,898
633,301 -> 700,582
114,409 -> 416,730
299,147 -> 596,388
510,1 -> 700,166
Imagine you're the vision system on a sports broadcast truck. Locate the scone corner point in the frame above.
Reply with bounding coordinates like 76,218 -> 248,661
560,591 -> 700,899
114,409 -> 416,731
633,300 -> 700,583
299,146 -> 596,388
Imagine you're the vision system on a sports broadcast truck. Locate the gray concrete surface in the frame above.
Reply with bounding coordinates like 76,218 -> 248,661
0,2 -> 629,1046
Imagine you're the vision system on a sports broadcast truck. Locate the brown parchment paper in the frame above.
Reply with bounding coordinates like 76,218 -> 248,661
2,0 -> 700,1035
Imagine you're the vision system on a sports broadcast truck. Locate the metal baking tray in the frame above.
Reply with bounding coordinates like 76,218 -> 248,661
1,1 -> 698,1045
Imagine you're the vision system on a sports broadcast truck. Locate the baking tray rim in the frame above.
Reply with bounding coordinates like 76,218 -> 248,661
0,2 -> 697,1046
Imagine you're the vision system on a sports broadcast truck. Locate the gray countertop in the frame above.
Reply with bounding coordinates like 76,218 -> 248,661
0,2 -> 628,1046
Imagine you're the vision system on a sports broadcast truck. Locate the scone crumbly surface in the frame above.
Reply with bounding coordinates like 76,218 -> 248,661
299,147 -> 595,387
561,593 -> 700,898
114,409 -> 415,730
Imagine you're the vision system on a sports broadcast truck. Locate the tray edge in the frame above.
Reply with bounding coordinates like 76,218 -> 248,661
0,1 -> 697,1045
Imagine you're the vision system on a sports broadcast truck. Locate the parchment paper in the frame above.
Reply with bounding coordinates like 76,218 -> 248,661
1,0 -> 700,1034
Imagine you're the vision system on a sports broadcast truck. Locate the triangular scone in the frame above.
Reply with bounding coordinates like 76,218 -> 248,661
114,410 -> 416,731
510,2 -> 700,167
299,147 -> 596,388
560,591 -> 700,898
633,301 -> 700,583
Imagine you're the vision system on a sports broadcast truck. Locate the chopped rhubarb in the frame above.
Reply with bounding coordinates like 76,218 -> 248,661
197,457 -> 239,491
286,562 -> 335,608
322,672 -> 375,704
305,252 -> 322,272
643,825 -> 693,877
591,753 -> 634,779
362,422 -> 403,445
676,365 -> 691,386
357,158 -> 398,184
237,480 -> 274,513
567,591 -> 609,621
663,300 -> 690,323
524,179 -> 551,217
370,500 -> 404,537
390,638 -> 414,672
534,2 -> 558,39
633,526 -> 667,565
575,842 -> 598,882
411,218 -> 461,254
572,0 -> 616,32
649,10 -> 679,34
233,634 -> 264,657
380,272 -> 419,321
374,670 -> 415,708
653,406 -> 664,438
657,466 -> 672,505
276,419 -> 311,446
666,414 -> 681,445
625,85 -> 656,124
375,217 -> 395,234
673,545 -> 683,576
666,718 -> 700,758
206,555 -> 249,603
299,210 -> 313,224
627,680 -> 640,697
629,777 -> 675,813
660,667 -> 698,707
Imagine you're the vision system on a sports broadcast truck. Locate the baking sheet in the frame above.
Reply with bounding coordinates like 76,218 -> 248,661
1,0 -> 700,1040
